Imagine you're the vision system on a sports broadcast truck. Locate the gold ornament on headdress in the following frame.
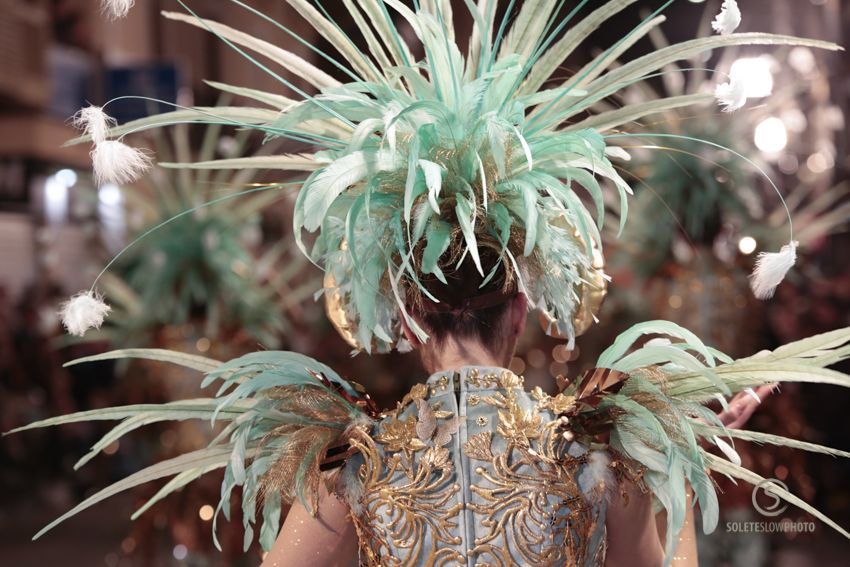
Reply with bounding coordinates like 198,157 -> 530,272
323,240 -> 368,349
537,214 -> 608,340
538,237 -> 607,340
324,268 -> 364,350
573,242 -> 608,336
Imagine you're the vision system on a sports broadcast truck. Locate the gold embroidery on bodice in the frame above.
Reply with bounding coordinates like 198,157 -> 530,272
347,368 -> 608,567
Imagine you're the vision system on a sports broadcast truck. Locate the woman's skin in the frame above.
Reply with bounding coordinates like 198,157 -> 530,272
261,485 -> 358,567
261,294 -> 773,567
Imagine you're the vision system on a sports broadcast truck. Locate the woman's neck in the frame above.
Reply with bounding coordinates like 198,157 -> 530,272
421,336 -> 510,375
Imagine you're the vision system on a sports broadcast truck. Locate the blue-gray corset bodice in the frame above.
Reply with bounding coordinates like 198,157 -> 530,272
344,366 -> 609,567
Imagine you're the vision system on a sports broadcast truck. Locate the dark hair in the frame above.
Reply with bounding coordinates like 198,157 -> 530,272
408,241 -> 517,345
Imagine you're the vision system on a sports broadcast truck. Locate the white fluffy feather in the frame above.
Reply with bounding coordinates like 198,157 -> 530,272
101,0 -> 135,20
60,291 -> 111,336
91,140 -> 152,184
578,450 -> 612,499
749,241 -> 797,299
72,106 -> 115,144
715,75 -> 748,112
338,461 -> 364,513
712,0 -> 741,36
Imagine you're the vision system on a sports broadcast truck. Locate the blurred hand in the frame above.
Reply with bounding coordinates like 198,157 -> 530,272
716,383 -> 779,429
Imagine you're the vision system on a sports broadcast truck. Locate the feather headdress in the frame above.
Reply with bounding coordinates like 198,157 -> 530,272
67,1 -> 840,350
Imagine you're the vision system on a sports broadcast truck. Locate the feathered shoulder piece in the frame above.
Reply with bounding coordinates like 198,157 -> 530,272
64,1 -> 840,350
4,349 -> 378,552
551,323 -> 850,562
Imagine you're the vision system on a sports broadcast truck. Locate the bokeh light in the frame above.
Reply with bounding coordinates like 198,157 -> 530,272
754,117 -> 788,153
738,236 -> 757,255
198,505 -> 214,521
172,544 -> 188,560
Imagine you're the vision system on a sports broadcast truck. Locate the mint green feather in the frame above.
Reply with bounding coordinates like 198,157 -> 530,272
694,425 -> 850,459
66,107 -> 280,145
522,0 -> 639,94
63,348 -> 221,372
132,464 -> 221,520
7,349 -> 373,551
456,192 -> 483,275
584,325 -> 850,566
203,80 -> 294,109
33,445 -> 244,540
3,401 -> 245,437
422,220 -> 452,282
598,320 -> 717,368
159,154 -> 321,171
